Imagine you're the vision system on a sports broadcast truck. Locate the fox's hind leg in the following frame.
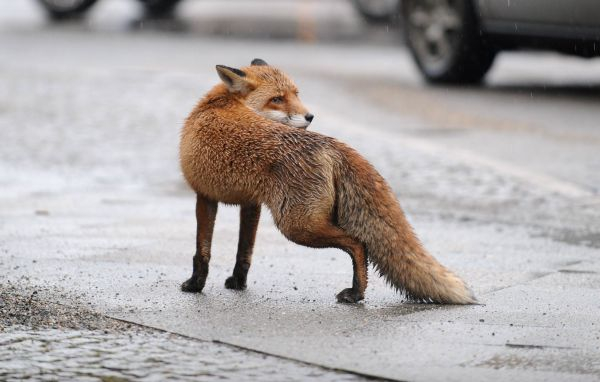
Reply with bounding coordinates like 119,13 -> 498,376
279,216 -> 368,303
337,243 -> 369,304
181,194 -> 218,293
225,204 -> 261,290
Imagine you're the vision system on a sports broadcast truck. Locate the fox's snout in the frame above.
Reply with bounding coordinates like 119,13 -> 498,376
260,110 -> 314,129
290,112 -> 314,129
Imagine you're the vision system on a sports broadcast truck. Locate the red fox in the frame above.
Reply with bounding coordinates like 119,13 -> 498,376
179,58 -> 475,304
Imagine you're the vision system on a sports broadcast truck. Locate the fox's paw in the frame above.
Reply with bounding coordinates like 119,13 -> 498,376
225,275 -> 247,290
181,277 -> 206,293
336,288 -> 364,304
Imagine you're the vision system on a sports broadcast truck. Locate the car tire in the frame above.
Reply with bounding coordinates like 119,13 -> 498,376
138,0 -> 181,18
37,0 -> 98,20
352,0 -> 400,24
402,0 -> 496,84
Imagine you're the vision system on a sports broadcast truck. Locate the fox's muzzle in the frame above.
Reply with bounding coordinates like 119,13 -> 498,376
289,113 -> 314,129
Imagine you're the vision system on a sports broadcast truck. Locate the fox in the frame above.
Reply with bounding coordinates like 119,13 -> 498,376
179,58 -> 476,304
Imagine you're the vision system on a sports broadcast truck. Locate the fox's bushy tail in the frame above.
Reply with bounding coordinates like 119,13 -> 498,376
334,144 -> 476,304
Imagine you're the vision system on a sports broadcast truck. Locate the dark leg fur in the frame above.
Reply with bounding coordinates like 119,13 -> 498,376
337,252 -> 368,303
225,204 -> 261,290
282,219 -> 368,303
181,194 -> 218,293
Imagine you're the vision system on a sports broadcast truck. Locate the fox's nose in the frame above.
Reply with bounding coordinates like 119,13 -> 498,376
305,113 -> 314,123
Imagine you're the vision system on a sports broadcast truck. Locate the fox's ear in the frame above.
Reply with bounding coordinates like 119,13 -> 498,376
216,65 -> 253,94
251,58 -> 268,66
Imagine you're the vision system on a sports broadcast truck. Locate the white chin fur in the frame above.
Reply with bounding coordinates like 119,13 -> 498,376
259,110 -> 310,129
287,114 -> 311,128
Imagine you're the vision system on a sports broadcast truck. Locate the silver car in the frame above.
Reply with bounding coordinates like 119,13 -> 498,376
401,0 -> 600,83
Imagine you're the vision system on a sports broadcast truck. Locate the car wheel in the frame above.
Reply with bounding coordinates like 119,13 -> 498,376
37,0 -> 98,20
138,0 -> 181,18
402,0 -> 496,84
352,0 -> 400,24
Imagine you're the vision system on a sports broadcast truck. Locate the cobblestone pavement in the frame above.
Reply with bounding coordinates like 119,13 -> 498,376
0,328 -> 370,382
0,285 -> 374,381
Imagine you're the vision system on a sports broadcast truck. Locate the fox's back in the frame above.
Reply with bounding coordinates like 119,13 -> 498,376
181,93 -> 341,211
180,62 -> 337,207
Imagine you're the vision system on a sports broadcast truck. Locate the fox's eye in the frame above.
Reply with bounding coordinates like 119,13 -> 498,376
271,96 -> 284,104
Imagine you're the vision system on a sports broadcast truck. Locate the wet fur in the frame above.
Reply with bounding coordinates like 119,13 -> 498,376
179,61 -> 476,304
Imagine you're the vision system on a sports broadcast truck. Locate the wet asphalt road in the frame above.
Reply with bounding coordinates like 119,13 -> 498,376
1,0 -> 600,381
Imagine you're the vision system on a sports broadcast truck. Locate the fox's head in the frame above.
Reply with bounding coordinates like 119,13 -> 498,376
215,59 -> 313,129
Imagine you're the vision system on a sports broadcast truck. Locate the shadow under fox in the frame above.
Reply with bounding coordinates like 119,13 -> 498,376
179,58 -> 475,304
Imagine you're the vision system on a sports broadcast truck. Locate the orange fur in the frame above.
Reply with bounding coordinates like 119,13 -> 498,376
179,59 -> 476,304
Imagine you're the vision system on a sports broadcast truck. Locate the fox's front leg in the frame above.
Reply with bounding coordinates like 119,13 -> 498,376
181,194 -> 218,293
225,204 -> 261,290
